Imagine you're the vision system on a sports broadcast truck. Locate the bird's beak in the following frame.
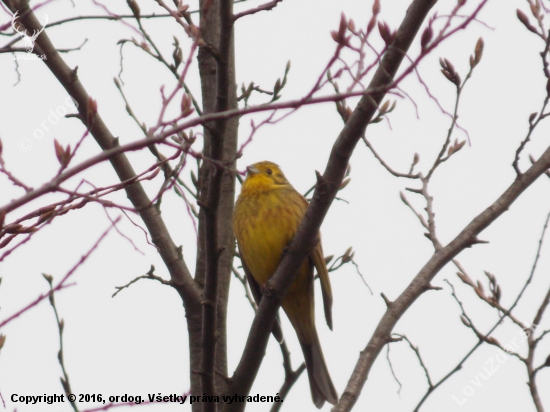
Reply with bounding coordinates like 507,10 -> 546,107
246,165 -> 260,175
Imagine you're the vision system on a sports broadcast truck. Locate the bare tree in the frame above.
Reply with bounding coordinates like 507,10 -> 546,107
1,0 -> 549,411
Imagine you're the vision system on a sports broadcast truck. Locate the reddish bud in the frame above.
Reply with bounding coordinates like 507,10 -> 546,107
181,94 -> 194,117
53,140 -> 71,168
379,99 -> 390,114
421,26 -> 433,49
474,37 -> 484,65
456,272 -> 470,284
149,167 -> 161,180
173,46 -> 183,69
440,58 -> 460,86
485,336 -> 500,345
378,21 -> 391,45
517,9 -> 539,35
339,177 -> 351,190
454,140 -> 466,153
126,0 -> 140,18
476,280 -> 484,294
372,0 -> 380,15
367,15 -> 376,35
338,13 -> 347,38
54,139 -> 64,164
529,1 -> 540,19
330,14 -> 349,46
517,9 -> 530,25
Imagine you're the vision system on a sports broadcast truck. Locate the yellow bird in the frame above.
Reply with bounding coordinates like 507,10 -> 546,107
233,161 -> 337,408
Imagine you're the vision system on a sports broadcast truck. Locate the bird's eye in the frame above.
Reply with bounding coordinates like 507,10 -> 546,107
266,168 -> 273,175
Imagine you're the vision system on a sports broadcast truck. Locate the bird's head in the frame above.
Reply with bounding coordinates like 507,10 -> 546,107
241,161 -> 290,192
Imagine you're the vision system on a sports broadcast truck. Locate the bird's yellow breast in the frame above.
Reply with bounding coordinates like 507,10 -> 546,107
233,186 -> 305,284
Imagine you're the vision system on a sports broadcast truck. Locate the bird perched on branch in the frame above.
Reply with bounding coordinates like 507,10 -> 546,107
233,161 -> 337,408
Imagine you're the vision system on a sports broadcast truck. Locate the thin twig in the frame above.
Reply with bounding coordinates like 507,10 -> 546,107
233,0 -> 283,21
44,274 -> 79,412
112,266 -> 172,297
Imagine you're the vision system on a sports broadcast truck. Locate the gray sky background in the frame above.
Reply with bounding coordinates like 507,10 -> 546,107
1,0 -> 549,411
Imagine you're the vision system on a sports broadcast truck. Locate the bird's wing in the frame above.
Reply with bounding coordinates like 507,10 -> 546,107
296,192 -> 334,330
311,239 -> 333,330
240,253 -> 285,344
241,256 -> 262,304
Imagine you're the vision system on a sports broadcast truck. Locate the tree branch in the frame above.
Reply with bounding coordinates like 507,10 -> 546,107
2,0 -> 200,308
227,1 -> 439,410
199,0 -> 235,408
233,0 -> 283,21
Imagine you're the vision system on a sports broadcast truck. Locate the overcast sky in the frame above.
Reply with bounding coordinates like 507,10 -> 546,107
1,0 -> 550,411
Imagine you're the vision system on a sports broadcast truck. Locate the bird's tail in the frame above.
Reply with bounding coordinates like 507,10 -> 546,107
300,331 -> 338,409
